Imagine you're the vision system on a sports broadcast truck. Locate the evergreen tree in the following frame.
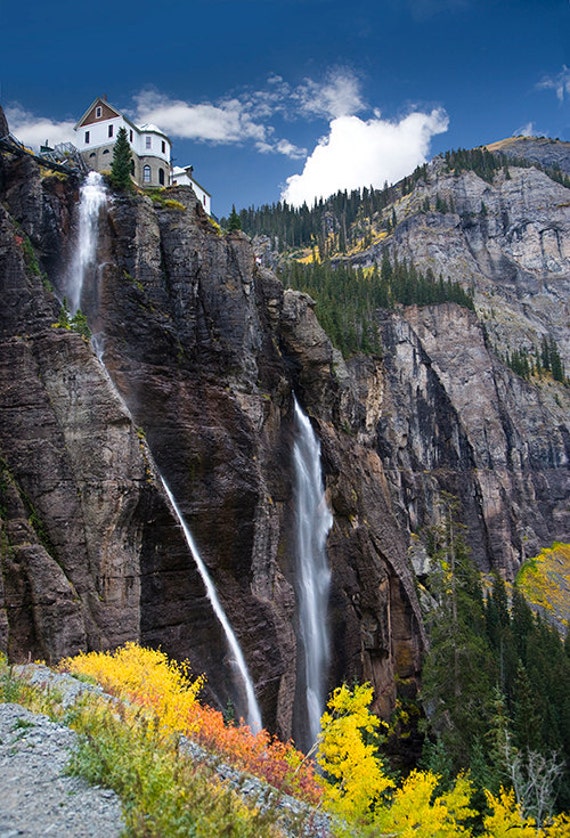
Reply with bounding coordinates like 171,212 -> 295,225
227,205 -> 242,231
421,498 -> 497,772
109,127 -> 134,192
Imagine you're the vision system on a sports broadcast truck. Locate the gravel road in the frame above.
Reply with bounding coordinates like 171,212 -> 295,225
0,703 -> 124,837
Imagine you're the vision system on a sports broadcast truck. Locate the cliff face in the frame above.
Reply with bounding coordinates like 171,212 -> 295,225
1,113 -> 568,743
344,148 -> 570,577
0,139 -> 423,742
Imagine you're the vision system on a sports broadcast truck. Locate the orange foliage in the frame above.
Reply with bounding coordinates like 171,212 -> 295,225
63,643 -> 322,806
191,702 -> 323,804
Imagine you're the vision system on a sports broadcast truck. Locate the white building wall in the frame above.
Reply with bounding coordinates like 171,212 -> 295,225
76,118 -> 171,166
172,167 -> 212,214
76,117 -> 129,152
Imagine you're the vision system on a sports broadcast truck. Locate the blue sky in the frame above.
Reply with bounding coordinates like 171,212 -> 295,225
1,0 -> 569,217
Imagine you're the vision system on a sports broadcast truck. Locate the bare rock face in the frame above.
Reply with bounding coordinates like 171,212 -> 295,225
375,304 -> 570,577
0,187 -> 147,660
1,121 -> 568,747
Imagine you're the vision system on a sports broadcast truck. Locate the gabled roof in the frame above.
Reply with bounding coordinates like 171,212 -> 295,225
74,97 -> 138,132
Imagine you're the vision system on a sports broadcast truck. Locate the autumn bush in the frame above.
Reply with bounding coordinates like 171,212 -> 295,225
66,697 -> 279,838
62,642 -> 322,805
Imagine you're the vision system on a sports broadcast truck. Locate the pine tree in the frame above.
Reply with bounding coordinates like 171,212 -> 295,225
227,205 -> 242,231
109,127 -> 134,192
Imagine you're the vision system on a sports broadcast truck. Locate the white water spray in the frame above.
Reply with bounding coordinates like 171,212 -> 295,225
67,171 -> 106,314
160,477 -> 263,733
293,397 -> 333,747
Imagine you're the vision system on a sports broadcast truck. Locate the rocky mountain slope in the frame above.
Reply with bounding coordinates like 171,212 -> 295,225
0,104 -> 568,745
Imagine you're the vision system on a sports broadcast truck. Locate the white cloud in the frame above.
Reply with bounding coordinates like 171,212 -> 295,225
4,105 -> 75,149
295,69 -> 365,119
134,90 -> 265,143
537,65 -> 570,102
281,109 -> 449,207
514,122 -> 537,137
133,88 -> 304,157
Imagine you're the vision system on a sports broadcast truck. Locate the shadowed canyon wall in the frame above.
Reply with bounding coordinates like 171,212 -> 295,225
1,111 -> 568,739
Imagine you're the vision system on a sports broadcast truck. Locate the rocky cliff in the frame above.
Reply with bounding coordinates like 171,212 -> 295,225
0,110 -> 568,746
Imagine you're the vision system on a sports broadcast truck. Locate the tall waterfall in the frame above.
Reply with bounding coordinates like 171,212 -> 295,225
160,477 -> 263,733
67,172 -> 262,732
66,171 -> 106,314
293,397 -> 333,748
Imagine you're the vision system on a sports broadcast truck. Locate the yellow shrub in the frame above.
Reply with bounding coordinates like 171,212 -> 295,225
62,642 -> 204,734
373,770 -> 475,837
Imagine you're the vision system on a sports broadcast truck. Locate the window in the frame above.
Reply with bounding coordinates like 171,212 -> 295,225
108,124 -> 114,138
161,140 -> 166,153
129,130 -> 133,142
159,168 -> 165,185
103,149 -> 110,155
89,152 -> 96,158
143,165 -> 151,184
96,106 -> 102,118
85,131 -> 90,144
145,136 -> 152,149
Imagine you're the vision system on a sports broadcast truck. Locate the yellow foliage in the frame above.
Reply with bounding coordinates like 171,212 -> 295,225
317,683 -> 393,823
62,642 -> 204,735
483,788 -> 539,837
373,770 -> 475,837
516,542 -> 570,629
547,814 -> 570,837
296,247 -> 320,264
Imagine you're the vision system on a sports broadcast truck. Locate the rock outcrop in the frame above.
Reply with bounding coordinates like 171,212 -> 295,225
0,106 -> 568,745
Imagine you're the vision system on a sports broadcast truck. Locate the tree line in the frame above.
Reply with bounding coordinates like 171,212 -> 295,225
420,499 -> 570,826
278,254 -> 474,357
500,335 -> 566,384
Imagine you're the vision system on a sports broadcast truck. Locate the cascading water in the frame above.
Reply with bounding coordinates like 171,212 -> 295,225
66,171 -> 106,314
293,397 -> 333,748
160,477 -> 262,733
66,172 -> 262,733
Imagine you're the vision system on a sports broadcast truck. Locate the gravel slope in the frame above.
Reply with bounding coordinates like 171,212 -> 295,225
0,703 -> 124,837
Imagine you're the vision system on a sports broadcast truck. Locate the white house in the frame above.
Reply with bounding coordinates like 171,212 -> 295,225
75,98 -> 171,188
74,98 -> 213,213
171,165 -> 212,215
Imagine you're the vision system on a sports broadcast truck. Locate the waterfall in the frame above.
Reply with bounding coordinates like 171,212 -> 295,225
160,477 -> 263,733
66,171 -> 106,314
293,397 -> 333,748
65,173 -> 262,732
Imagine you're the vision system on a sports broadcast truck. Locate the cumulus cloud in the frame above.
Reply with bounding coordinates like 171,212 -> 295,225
281,109 -> 449,207
295,69 -> 365,119
133,89 -> 305,158
4,105 -> 75,148
537,65 -> 570,102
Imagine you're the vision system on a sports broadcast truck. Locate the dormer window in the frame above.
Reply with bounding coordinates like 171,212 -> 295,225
96,106 -> 102,118
145,136 -> 152,149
